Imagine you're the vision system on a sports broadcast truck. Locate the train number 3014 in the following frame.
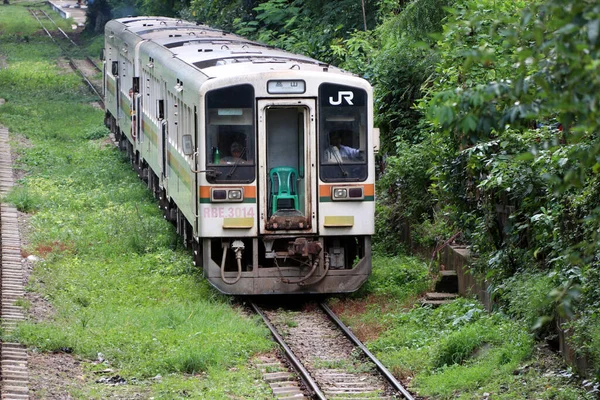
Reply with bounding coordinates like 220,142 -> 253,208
203,207 -> 255,219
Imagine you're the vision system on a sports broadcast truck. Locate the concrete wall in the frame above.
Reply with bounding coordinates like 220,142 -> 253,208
438,244 -> 593,377
438,245 -> 492,311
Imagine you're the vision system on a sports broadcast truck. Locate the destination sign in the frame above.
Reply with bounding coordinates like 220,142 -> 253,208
267,80 -> 306,94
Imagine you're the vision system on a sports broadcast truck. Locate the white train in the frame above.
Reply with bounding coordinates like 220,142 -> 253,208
103,16 -> 376,295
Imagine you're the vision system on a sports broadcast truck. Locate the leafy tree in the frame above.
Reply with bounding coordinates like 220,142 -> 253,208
187,0 -> 254,30
138,0 -> 190,17
232,0 -> 383,63
85,0 -> 112,32
419,1 -> 600,367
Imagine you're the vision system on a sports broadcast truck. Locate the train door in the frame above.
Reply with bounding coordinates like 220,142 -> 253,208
113,60 -> 120,125
159,81 -> 168,183
257,99 -> 317,234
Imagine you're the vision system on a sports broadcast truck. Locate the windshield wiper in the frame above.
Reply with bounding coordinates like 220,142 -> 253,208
227,147 -> 247,178
332,149 -> 349,177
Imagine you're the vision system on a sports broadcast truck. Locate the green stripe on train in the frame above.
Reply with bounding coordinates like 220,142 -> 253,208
319,196 -> 374,202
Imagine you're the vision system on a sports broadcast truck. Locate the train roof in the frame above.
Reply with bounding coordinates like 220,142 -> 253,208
108,16 -> 353,79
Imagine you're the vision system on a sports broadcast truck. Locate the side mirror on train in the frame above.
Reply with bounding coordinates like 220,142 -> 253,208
100,48 -> 105,61
182,135 -> 194,155
111,61 -> 118,76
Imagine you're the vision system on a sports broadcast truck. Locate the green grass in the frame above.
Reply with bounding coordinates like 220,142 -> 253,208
0,6 -> 42,37
332,253 -> 595,399
497,270 -> 556,331
0,2 -> 275,398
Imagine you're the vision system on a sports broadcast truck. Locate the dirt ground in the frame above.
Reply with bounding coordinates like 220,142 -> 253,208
7,131 -> 85,398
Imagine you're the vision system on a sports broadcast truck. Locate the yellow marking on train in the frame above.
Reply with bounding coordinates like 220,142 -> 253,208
223,218 -> 254,229
324,216 -> 354,227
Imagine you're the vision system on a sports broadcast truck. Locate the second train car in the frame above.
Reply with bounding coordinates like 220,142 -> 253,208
103,16 -> 376,295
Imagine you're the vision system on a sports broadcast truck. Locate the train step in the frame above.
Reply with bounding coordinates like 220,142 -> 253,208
434,269 -> 459,293
422,291 -> 459,307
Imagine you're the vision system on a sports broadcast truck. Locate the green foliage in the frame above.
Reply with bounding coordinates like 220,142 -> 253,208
188,0 -> 253,31
83,124 -> 110,140
137,0 -> 187,18
433,323 -> 489,367
374,140 -> 437,252
416,0 -> 599,333
151,366 -> 274,399
85,0 -> 112,33
330,30 -> 376,77
410,0 -> 600,376
397,300 -> 589,398
3,186 -> 43,214
496,271 -> 557,333
374,43 -> 437,148
367,299 -> 540,397
377,0 -> 452,45
0,61 -> 81,95
338,276 -> 594,398
0,7 -> 45,37
357,254 -> 431,301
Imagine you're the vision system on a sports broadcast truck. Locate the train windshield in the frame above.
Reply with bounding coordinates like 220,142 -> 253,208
205,84 -> 255,183
319,84 -> 368,182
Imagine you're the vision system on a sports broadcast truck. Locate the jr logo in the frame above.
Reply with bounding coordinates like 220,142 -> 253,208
329,91 -> 354,106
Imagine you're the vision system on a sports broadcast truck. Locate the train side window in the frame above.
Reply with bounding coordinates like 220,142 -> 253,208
182,135 -> 193,155
157,100 -> 164,119
111,61 -> 118,76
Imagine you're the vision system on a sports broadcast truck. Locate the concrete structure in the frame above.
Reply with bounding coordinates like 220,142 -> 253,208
48,0 -> 87,28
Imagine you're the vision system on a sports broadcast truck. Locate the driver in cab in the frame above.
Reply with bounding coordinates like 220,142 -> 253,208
324,130 -> 362,162
221,142 -> 246,164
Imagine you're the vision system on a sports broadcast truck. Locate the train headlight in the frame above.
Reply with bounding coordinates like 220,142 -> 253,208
332,186 -> 364,201
333,188 -> 347,199
211,188 -> 244,203
228,189 -> 243,201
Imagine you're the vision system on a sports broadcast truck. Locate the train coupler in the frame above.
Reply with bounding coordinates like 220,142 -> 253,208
288,238 -> 321,257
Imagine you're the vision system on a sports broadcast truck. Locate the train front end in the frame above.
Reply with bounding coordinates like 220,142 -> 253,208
197,72 -> 375,295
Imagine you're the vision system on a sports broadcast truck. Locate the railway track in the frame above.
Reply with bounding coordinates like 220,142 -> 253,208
0,128 -> 29,399
28,8 -> 104,108
252,302 -> 415,399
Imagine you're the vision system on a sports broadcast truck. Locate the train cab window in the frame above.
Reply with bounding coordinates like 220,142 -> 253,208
205,85 -> 255,183
319,84 -> 368,182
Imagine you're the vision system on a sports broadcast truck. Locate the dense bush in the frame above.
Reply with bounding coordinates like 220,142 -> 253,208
419,0 -> 600,377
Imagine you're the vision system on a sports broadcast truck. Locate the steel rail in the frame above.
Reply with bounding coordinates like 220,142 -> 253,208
251,302 -> 327,400
68,60 -> 105,108
320,302 -> 415,400
86,56 -> 102,72
40,9 -> 79,46
28,8 -> 105,109
28,9 -> 53,39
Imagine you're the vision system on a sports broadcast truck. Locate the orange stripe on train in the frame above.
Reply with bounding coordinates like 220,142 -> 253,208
199,185 -> 257,199
319,184 -> 374,197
